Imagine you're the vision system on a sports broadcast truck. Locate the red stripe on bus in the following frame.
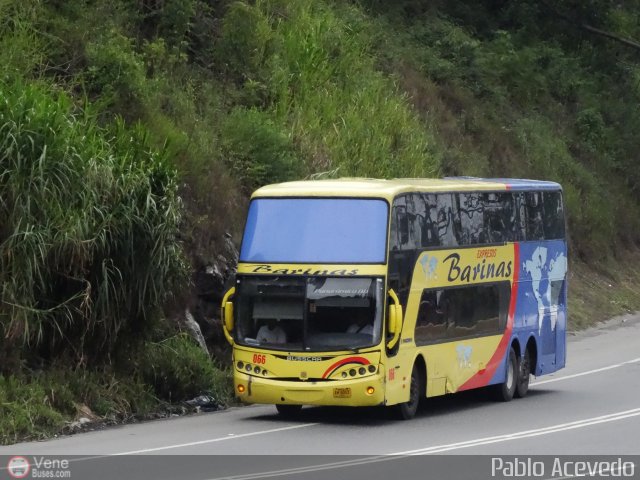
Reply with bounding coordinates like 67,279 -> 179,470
458,242 -> 520,391
322,356 -> 370,379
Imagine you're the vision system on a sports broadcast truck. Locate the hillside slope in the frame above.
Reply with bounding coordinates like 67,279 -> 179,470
1,0 -> 640,442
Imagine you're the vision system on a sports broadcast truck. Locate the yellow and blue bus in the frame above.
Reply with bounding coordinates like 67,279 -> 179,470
222,178 -> 567,419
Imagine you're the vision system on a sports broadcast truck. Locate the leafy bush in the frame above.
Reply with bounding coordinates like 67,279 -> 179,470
221,107 -> 300,191
84,31 -> 148,118
140,334 -> 232,403
216,1 -> 274,83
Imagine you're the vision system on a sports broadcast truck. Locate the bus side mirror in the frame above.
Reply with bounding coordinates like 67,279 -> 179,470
387,289 -> 403,349
221,287 -> 236,345
388,304 -> 400,334
224,301 -> 234,332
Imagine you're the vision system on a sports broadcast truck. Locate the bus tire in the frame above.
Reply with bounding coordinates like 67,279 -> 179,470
515,348 -> 531,398
396,363 -> 422,420
275,404 -> 302,418
490,347 -> 517,402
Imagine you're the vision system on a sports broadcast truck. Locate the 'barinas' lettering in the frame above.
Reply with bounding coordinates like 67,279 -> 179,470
444,253 -> 512,283
248,265 -> 358,276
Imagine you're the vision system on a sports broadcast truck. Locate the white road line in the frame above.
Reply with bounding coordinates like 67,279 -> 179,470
112,423 -> 319,455
207,408 -> 640,479
533,357 -> 640,385
114,356 -> 639,456
396,407 -> 640,454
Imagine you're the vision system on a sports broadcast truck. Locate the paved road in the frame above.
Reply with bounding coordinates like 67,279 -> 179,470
1,314 -> 639,479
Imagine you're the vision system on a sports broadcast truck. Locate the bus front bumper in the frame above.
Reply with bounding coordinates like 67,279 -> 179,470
234,372 -> 386,407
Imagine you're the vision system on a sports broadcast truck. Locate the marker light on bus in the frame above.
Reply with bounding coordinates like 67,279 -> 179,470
237,384 -> 246,393
366,387 -> 375,395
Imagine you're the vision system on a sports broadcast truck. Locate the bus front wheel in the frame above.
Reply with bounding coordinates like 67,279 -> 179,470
396,363 -> 422,420
275,404 -> 302,418
490,347 -> 517,402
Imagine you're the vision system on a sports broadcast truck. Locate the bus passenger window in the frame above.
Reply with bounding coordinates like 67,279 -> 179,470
484,193 -> 516,243
525,192 -> 545,241
415,283 -> 509,344
390,199 -> 409,250
420,194 -> 440,247
542,191 -> 565,240
415,290 -> 448,345
395,206 -> 410,248
459,193 -> 486,245
436,193 -> 461,247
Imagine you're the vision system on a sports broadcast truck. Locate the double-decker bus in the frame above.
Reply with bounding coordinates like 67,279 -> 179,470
221,178 -> 567,419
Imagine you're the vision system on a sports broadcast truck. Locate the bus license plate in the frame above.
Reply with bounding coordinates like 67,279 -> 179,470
333,387 -> 351,398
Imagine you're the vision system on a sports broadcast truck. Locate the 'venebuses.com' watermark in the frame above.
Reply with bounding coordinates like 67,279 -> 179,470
492,457 -> 635,478
7,456 -> 72,479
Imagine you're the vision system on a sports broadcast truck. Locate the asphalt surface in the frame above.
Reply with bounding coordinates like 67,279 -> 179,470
1,314 -> 639,479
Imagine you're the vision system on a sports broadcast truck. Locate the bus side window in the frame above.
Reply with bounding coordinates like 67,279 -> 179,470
389,195 -> 414,307
418,193 -> 440,248
515,193 -> 527,241
436,193 -> 461,247
406,193 -> 423,249
542,191 -> 565,240
486,192 -> 517,243
525,192 -> 545,241
415,290 -> 447,345
390,199 -> 408,250
393,199 -> 410,249
459,192 -> 486,245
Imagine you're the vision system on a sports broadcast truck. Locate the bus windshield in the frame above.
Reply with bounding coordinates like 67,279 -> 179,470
239,198 -> 388,263
236,276 -> 384,352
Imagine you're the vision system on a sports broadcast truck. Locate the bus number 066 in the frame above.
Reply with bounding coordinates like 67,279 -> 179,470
253,354 -> 266,364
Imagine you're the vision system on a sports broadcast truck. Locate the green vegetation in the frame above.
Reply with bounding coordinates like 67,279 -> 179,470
1,0 -> 640,443
0,334 -> 232,444
0,79 -> 185,366
141,334 -> 233,403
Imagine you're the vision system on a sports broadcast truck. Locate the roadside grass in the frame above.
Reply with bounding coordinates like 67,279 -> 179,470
569,251 -> 640,331
0,334 -> 234,446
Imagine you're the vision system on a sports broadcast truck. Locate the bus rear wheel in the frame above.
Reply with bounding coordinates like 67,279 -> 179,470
396,363 -> 422,420
515,348 -> 531,398
275,404 -> 302,418
490,347 -> 517,402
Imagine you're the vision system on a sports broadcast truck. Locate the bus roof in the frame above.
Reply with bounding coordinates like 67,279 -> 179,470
252,177 -> 562,199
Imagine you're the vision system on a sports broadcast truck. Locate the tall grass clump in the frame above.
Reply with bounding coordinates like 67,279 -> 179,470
0,0 -> 44,80
0,79 -> 187,368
